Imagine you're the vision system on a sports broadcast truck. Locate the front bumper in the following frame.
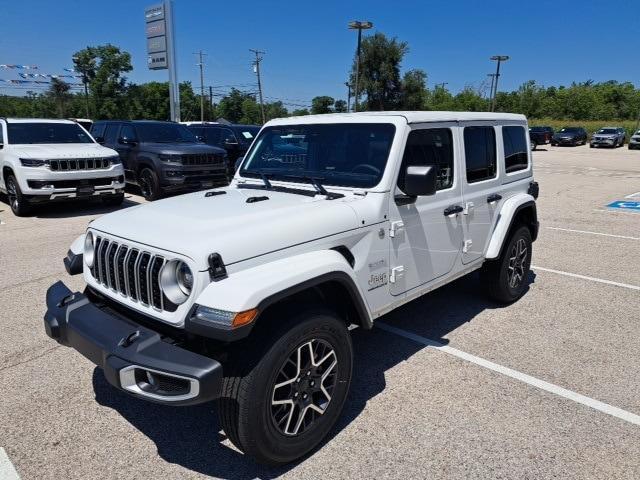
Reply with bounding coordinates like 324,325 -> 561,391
160,164 -> 229,190
44,281 -> 223,406
553,137 -> 578,145
590,138 -> 616,147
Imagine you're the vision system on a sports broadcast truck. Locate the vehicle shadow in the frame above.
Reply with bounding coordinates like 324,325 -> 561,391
31,194 -> 143,219
91,271 -> 536,479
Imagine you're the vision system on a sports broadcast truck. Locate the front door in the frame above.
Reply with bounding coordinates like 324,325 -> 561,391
388,124 -> 464,296
459,123 -> 502,264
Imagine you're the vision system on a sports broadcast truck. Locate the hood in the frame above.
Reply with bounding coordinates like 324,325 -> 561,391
593,133 -> 616,139
90,185 -> 361,268
555,132 -> 578,138
10,143 -> 116,159
140,142 -> 226,155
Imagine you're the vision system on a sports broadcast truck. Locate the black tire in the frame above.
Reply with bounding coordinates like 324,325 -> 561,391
5,174 -> 32,216
218,309 -> 353,465
590,143 -> 594,148
101,192 -> 125,207
531,140 -> 537,151
138,167 -> 162,201
482,225 -> 532,304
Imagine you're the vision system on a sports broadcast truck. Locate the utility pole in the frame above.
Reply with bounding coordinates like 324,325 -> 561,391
345,82 -> 352,112
487,73 -> 497,108
348,20 -> 373,112
209,85 -> 214,121
489,55 -> 509,112
250,49 -> 266,124
194,50 -> 207,123
435,82 -> 448,90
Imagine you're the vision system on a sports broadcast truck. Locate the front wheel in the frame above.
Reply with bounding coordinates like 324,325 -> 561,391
482,225 -> 532,303
138,168 -> 162,201
218,310 -> 353,465
5,175 -> 32,216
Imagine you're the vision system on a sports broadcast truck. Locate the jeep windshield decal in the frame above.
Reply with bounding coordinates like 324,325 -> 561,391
239,123 -> 396,189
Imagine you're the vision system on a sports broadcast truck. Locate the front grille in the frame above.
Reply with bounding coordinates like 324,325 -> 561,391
92,236 -> 168,311
27,176 -> 122,189
49,157 -> 112,171
181,153 -> 225,166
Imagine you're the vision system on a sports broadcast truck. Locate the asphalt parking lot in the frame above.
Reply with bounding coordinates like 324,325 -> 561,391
1,145 -> 639,479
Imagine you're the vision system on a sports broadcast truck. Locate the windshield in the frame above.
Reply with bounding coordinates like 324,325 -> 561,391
559,128 -> 580,133
7,122 -> 94,144
240,123 -> 396,189
597,128 -> 617,134
135,123 -> 197,143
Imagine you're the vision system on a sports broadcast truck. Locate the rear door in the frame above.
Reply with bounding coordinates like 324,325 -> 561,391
388,123 -> 464,295
460,123 -> 501,264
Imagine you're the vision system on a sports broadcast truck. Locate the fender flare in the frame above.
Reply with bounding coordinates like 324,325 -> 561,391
485,194 -> 537,259
187,250 -> 372,340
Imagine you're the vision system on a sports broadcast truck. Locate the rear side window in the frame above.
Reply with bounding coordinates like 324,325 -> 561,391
502,126 -> 529,173
464,126 -> 496,183
103,123 -> 120,145
91,123 -> 106,139
398,128 -> 454,191
120,125 -> 137,141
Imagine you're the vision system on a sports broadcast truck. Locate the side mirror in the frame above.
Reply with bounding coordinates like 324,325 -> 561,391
119,137 -> 137,146
94,136 -> 105,144
234,156 -> 244,172
403,165 -> 437,197
224,137 -> 239,146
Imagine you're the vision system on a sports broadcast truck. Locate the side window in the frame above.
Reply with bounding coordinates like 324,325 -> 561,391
205,128 -> 222,146
463,126 -> 496,183
222,128 -> 238,143
103,123 -> 120,145
91,123 -> 106,139
398,128 -> 454,192
502,126 -> 529,173
120,125 -> 137,141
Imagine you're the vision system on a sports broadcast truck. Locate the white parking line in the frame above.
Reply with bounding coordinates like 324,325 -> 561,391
546,226 -> 640,241
625,191 -> 640,199
594,209 -> 640,216
376,322 -> 640,427
0,448 -> 21,480
532,265 -> 640,291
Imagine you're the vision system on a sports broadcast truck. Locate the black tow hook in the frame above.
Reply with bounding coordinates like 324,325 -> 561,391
119,330 -> 141,348
58,293 -> 76,307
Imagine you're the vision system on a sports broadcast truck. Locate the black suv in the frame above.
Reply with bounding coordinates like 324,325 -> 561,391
91,121 -> 228,200
185,123 -> 260,172
551,127 -> 588,147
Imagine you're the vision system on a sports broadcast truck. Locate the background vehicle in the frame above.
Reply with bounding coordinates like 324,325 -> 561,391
186,123 -> 260,173
590,127 -> 626,148
45,112 -> 539,465
551,127 -> 588,146
529,126 -> 554,150
91,120 -> 228,201
629,130 -> 640,150
0,118 -> 125,216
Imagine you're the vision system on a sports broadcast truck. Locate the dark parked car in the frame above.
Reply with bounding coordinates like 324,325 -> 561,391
91,121 -> 228,201
551,127 -> 588,146
590,127 -> 626,148
185,123 -> 260,172
529,126 -> 554,150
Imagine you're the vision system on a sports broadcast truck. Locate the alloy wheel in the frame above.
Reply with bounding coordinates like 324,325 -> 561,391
7,178 -> 19,211
139,171 -> 153,198
507,238 -> 528,289
271,339 -> 338,436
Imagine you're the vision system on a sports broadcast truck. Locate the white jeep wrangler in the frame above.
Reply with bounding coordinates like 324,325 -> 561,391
0,118 -> 125,216
44,112 -> 539,465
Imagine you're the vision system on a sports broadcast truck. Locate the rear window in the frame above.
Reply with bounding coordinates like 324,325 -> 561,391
464,126 -> 497,183
7,122 -> 94,144
502,126 -> 529,173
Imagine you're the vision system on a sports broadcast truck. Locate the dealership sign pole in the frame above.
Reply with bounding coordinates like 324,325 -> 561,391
145,1 -> 180,122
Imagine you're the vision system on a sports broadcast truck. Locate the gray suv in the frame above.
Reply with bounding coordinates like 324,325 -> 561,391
91,120 -> 228,200
590,127 -> 626,148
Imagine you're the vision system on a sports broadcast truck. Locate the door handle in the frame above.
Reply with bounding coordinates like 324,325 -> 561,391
487,194 -> 502,203
443,205 -> 463,216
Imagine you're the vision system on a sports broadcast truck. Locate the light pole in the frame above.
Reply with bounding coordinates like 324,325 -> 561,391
489,55 -> 509,112
348,20 -> 373,112
487,73 -> 497,108
345,82 -> 352,112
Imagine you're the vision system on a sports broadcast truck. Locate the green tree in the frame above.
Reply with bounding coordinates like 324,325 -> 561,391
334,100 -> 347,113
291,108 -> 310,116
47,78 -> 71,117
265,101 -> 288,121
399,69 -> 428,110
350,32 -> 407,110
72,44 -> 132,119
311,96 -> 335,114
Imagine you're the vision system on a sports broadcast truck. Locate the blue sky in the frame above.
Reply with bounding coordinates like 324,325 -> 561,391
1,0 -> 638,110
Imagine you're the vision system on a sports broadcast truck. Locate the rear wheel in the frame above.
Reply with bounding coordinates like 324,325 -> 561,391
218,309 -> 352,465
530,140 -> 537,151
482,225 -> 532,303
5,175 -> 32,217
138,168 -> 162,201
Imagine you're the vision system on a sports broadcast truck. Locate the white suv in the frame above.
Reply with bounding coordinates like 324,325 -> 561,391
44,112 -> 539,465
0,118 -> 125,216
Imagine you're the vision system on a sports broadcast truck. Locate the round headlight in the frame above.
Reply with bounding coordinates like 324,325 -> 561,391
176,262 -> 193,295
84,232 -> 95,267
160,259 -> 193,305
